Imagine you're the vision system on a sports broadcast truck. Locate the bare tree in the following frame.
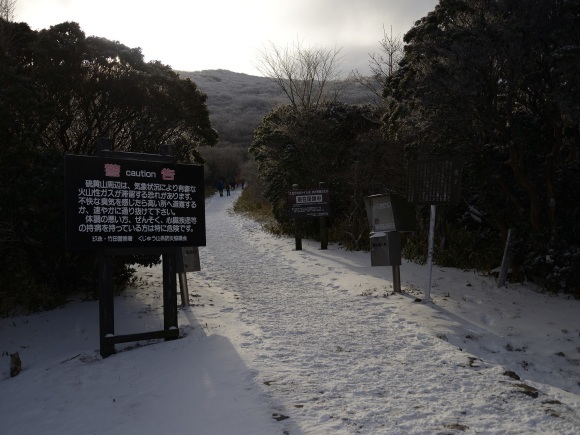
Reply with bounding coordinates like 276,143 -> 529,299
0,0 -> 16,21
0,0 -> 17,55
256,40 -> 343,109
351,25 -> 405,104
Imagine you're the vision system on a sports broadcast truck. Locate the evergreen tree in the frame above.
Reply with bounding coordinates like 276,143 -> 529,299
384,0 -> 580,293
0,19 -> 218,313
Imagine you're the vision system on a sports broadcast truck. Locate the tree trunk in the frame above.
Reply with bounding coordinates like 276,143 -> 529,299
507,140 -> 542,232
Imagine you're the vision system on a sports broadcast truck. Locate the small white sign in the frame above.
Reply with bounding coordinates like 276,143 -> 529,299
182,247 -> 201,272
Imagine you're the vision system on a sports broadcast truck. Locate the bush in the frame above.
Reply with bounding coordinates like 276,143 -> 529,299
0,147 -> 83,314
402,225 -> 503,272
233,179 -> 281,233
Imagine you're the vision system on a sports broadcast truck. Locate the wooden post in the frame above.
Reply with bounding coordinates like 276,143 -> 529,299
293,184 -> 302,251
162,253 -> 178,336
97,249 -> 180,357
498,228 -> 513,287
319,182 -> 328,250
98,251 -> 115,358
82,142 -> 186,357
295,223 -> 302,251
176,247 -> 190,307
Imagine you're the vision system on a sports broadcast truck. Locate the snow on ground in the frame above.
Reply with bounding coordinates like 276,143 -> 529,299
1,187 -> 580,434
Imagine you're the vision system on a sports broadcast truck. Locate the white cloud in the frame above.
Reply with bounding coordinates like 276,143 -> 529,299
15,0 -> 438,75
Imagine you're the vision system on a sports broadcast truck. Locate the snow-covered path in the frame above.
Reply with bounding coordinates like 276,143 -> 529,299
2,188 -> 579,434
185,189 -> 580,434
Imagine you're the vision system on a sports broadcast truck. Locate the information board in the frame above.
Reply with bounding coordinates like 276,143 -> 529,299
65,155 -> 205,250
288,188 -> 331,218
406,158 -> 463,205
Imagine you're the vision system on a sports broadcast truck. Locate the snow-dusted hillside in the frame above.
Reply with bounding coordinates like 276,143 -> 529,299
178,69 -> 374,148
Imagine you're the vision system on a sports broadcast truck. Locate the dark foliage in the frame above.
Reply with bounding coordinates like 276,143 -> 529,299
179,70 -> 374,201
179,69 -> 374,149
250,102 -> 405,250
384,0 -> 580,294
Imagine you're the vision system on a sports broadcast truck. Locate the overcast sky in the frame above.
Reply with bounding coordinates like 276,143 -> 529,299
15,0 -> 438,76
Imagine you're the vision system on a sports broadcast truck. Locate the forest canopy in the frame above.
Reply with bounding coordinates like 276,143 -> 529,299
383,0 -> 580,293
251,0 -> 579,296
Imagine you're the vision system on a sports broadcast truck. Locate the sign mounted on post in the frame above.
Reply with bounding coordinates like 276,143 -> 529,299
405,157 -> 464,303
65,155 -> 206,250
406,158 -> 463,205
65,145 -> 205,358
287,188 -> 331,218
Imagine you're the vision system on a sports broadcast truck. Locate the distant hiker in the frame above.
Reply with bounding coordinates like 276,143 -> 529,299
217,180 -> 224,197
225,181 -> 231,196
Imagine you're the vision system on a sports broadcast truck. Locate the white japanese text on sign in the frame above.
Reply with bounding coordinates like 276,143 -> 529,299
65,155 -> 205,249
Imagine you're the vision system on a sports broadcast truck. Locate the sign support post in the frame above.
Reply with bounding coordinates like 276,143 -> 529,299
425,204 -> 437,303
292,184 -> 302,251
497,228 -> 513,287
162,252 -> 178,332
406,158 -> 463,303
66,140 -> 206,357
288,183 -> 331,251
178,273 -> 189,306
319,182 -> 328,250
176,247 -> 201,307
98,251 -> 115,358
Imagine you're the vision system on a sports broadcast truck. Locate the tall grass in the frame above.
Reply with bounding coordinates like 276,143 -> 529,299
233,183 -> 282,234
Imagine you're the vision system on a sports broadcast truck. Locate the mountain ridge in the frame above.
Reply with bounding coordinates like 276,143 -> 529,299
177,69 -> 375,148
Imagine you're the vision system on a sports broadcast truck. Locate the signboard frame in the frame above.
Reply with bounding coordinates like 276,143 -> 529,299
405,157 -> 464,303
406,158 -> 463,205
287,188 -> 331,218
65,154 -> 206,250
65,147 -> 205,357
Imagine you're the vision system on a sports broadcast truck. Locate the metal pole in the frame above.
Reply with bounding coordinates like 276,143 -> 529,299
425,204 -> 436,303
162,253 -> 178,336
